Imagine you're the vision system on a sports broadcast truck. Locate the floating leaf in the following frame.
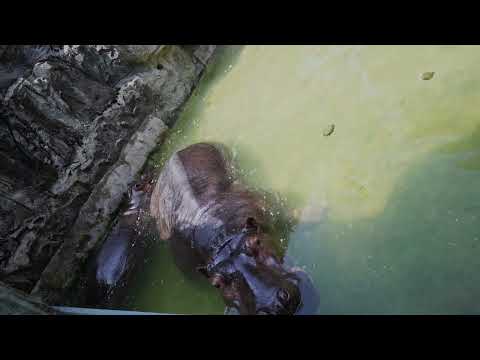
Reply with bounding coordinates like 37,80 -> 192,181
421,72 -> 435,80
323,124 -> 335,136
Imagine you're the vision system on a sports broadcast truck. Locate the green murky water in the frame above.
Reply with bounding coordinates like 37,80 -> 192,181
127,45 -> 480,314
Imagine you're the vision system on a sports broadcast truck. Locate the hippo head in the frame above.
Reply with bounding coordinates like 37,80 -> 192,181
198,218 -> 319,315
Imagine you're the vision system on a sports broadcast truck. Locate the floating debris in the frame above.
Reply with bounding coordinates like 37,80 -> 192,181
421,72 -> 435,80
323,124 -> 335,136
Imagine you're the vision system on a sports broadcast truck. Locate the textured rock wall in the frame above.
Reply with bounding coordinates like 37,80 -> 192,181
0,45 -> 216,306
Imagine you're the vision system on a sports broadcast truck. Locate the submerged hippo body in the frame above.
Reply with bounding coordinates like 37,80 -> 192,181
150,143 -> 319,315
87,182 -> 152,308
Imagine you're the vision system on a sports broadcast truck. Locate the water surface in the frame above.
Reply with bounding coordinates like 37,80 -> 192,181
127,45 -> 480,314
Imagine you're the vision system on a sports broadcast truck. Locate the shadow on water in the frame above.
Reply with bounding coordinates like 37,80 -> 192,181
290,125 -> 480,314
180,45 -> 245,122
198,45 -> 245,87
439,123 -> 480,171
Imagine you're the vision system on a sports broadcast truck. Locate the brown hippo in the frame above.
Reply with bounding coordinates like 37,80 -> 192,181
148,143 -> 319,315
88,143 -> 319,314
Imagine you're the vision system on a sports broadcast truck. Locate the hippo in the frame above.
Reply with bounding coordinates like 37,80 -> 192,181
86,180 -> 153,308
87,142 -> 319,314
148,143 -> 319,315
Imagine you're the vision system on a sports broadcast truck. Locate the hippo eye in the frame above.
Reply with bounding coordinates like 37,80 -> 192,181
277,288 -> 290,304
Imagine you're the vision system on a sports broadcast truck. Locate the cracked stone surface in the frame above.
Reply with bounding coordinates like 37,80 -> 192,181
0,45 -> 216,307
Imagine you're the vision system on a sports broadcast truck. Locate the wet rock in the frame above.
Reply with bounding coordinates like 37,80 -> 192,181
192,45 -> 217,66
0,45 -> 216,304
140,46 -> 201,126
4,58 -> 115,171
0,280 -> 56,314
113,45 -> 167,64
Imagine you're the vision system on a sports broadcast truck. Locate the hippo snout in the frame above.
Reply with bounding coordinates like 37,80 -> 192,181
255,282 -> 303,315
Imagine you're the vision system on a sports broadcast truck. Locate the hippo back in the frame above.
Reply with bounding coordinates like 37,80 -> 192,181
149,143 -> 233,240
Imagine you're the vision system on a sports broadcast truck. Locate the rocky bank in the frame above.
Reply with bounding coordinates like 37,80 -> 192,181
0,45 -> 216,308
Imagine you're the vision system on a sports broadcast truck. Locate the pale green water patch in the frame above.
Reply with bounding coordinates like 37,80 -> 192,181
129,45 -> 480,314
125,242 -> 224,314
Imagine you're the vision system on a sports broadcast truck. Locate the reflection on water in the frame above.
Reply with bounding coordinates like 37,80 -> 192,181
127,45 -> 480,314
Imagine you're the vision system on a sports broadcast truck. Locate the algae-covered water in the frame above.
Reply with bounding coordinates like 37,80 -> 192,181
126,45 -> 480,314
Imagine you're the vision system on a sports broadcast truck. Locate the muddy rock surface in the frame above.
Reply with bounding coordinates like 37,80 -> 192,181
0,45 -> 216,306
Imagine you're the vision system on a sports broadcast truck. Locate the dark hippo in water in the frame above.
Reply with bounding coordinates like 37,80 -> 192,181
86,180 -> 154,308
87,143 -> 319,314
149,143 -> 319,315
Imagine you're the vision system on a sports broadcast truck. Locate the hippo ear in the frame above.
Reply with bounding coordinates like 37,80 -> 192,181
244,217 -> 258,232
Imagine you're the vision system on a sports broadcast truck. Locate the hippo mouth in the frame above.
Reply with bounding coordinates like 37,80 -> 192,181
198,226 -> 319,315
226,265 -> 318,315
223,269 -> 318,315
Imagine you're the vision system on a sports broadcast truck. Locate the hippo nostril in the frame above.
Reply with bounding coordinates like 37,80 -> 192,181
277,288 -> 290,305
